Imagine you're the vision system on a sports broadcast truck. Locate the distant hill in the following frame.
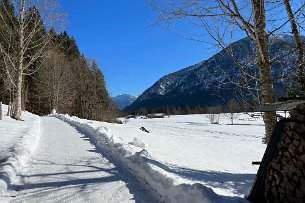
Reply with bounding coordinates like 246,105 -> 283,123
125,35 -> 299,112
112,94 -> 137,109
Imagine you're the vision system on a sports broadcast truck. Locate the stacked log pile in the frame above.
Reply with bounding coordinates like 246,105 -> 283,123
265,103 -> 305,203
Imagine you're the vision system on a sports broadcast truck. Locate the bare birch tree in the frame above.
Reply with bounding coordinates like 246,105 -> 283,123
40,49 -> 65,111
225,99 -> 239,125
0,0 -> 63,120
283,0 -> 305,94
154,0 -> 303,141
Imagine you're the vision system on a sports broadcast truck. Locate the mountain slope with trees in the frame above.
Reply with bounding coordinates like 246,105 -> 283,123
125,35 -> 300,113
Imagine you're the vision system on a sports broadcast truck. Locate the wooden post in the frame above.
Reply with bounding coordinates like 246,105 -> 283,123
0,102 -> 2,120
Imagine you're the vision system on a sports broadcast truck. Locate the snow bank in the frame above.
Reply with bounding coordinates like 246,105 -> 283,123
0,107 -> 41,197
129,137 -> 147,148
54,114 -> 246,203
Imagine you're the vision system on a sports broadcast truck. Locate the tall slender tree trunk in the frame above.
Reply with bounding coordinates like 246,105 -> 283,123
0,102 -> 2,120
252,0 -> 276,142
13,0 -> 25,120
13,66 -> 23,119
283,0 -> 305,94
52,65 -> 56,110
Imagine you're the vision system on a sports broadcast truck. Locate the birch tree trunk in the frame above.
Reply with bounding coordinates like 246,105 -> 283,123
13,0 -> 25,120
252,0 -> 276,142
283,0 -> 305,94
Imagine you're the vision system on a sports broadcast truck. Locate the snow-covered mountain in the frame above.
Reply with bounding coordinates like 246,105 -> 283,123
112,94 -> 137,109
125,35 -> 299,111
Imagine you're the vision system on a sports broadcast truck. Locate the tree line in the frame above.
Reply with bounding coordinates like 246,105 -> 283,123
132,98 -> 245,116
0,0 -> 118,122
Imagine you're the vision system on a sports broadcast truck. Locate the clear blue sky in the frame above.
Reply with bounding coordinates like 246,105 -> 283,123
59,0 -> 217,97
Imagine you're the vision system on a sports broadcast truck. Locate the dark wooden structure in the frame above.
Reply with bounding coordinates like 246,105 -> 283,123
248,99 -> 305,202
247,119 -> 287,202
259,99 -> 305,112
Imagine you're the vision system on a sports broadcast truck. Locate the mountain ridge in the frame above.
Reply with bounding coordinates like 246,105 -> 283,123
125,35 -> 298,112
112,94 -> 137,109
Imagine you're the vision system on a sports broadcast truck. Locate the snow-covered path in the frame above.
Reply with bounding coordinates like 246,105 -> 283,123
9,117 -> 152,203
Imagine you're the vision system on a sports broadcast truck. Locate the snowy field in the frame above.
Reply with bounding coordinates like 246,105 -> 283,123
54,113 -> 267,202
115,114 -> 266,197
104,114 -> 266,197
0,103 -> 268,202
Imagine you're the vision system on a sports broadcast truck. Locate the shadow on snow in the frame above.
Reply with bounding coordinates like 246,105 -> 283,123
8,120 -> 158,203
144,157 -> 255,197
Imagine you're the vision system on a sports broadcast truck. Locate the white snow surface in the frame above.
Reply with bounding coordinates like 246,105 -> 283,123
0,105 -> 40,198
53,113 -> 264,203
117,114 -> 266,197
9,117 -> 142,203
0,103 -> 267,203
